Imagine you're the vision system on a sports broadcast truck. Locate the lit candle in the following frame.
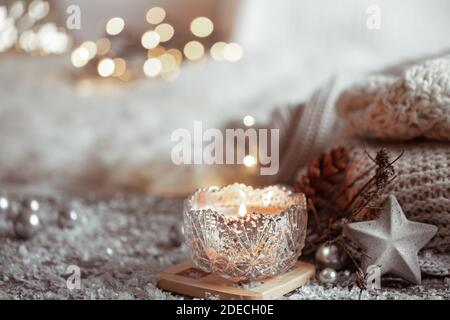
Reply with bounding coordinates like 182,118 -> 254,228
183,183 -> 308,281
202,203 -> 287,217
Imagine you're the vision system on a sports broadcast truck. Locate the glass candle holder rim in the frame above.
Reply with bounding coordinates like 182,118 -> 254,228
184,183 -> 306,220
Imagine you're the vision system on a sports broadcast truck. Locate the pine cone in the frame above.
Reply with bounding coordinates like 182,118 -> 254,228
294,146 -> 349,206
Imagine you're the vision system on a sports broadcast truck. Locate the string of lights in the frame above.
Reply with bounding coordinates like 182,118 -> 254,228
71,6 -> 244,81
0,1 -> 244,82
0,0 -> 69,55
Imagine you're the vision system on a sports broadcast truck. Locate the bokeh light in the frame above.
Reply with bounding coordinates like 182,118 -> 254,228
106,17 -> 125,36
143,58 -> 162,78
167,48 -> 183,65
96,38 -> 111,55
158,53 -> 177,74
19,30 -> 39,52
28,0 -> 49,20
155,23 -> 174,42
190,17 -> 214,38
112,58 -> 126,77
80,41 -> 97,59
183,41 -> 204,61
223,43 -> 243,62
141,30 -> 160,49
146,7 -> 166,25
9,1 -> 25,19
119,69 -> 133,82
71,47 -> 89,68
0,9 -> 18,52
243,115 -> 255,127
147,46 -> 166,58
210,41 -> 226,60
243,155 -> 256,167
97,58 -> 115,77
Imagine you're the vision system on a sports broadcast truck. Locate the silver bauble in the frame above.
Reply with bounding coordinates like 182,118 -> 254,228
315,243 -> 347,270
58,208 -> 79,229
13,209 -> 41,239
318,268 -> 338,284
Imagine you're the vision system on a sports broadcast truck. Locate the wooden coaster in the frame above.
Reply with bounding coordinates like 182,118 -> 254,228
157,260 -> 315,300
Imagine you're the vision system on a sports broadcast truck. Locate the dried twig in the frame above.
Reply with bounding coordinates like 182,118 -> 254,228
298,147 -> 403,295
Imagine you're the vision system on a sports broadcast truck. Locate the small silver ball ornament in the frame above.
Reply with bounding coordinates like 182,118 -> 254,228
58,208 -> 79,229
315,243 -> 347,270
13,209 -> 41,239
318,268 -> 338,285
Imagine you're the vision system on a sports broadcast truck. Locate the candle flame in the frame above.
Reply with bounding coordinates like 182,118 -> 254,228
238,203 -> 247,216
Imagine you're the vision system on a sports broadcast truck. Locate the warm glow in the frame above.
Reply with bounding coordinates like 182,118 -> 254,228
210,41 -> 226,61
143,58 -> 162,78
223,43 -> 243,62
190,17 -> 214,38
97,58 -> 115,77
155,23 -> 174,42
243,155 -> 256,167
71,47 -> 89,68
80,41 -> 97,59
106,17 -> 125,36
112,58 -> 126,77
159,53 -> 177,74
238,203 -> 247,217
96,38 -> 111,55
146,7 -> 166,24
183,41 -> 204,61
147,46 -> 166,58
243,115 -> 255,127
119,69 -> 133,82
167,48 -> 183,65
141,30 -> 160,49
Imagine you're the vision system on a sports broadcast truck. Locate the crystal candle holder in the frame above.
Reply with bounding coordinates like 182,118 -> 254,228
183,184 -> 308,282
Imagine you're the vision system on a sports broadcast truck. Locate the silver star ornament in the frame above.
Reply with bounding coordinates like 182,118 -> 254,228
344,195 -> 437,284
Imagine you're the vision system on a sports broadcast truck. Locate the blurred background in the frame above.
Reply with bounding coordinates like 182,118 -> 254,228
1,0 -> 450,196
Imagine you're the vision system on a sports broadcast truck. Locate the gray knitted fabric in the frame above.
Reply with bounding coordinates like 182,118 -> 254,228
345,141 -> 450,254
336,55 -> 450,141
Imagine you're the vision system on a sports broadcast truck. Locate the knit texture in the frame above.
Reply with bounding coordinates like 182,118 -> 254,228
345,140 -> 450,252
336,55 -> 450,141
